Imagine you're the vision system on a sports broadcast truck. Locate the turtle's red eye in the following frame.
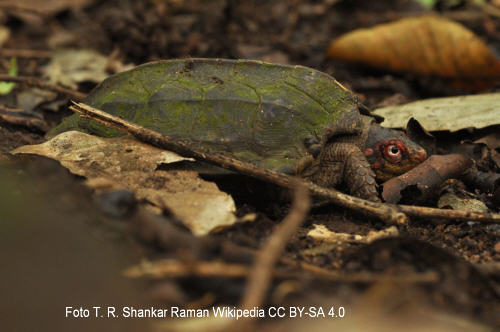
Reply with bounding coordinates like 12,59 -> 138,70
383,142 -> 404,163
387,145 -> 400,157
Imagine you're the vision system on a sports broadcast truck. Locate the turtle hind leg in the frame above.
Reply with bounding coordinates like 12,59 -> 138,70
312,142 -> 380,202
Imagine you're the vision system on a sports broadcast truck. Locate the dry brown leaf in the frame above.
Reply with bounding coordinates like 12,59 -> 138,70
437,193 -> 489,213
12,131 -> 237,236
327,16 -> 500,90
43,49 -> 109,89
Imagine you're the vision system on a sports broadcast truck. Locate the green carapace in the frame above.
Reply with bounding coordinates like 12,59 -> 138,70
52,58 -> 427,201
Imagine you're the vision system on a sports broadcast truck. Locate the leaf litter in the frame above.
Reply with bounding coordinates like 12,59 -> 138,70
327,15 -> 500,91
1,1 -> 500,329
12,131 -> 239,236
373,93 -> 500,132
42,49 -> 110,89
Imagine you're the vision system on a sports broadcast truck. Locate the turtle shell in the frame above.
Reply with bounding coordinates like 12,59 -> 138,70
51,58 -> 360,172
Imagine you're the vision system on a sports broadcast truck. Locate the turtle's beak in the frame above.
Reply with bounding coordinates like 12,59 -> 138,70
406,146 -> 427,169
415,148 -> 427,163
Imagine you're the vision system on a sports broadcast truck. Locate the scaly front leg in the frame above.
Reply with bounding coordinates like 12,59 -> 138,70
312,142 -> 379,202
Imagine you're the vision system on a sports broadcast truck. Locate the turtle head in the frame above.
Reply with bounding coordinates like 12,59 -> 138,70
364,122 -> 427,182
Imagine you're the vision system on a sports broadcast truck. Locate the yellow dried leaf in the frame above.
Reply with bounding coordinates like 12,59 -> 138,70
327,16 -> 500,89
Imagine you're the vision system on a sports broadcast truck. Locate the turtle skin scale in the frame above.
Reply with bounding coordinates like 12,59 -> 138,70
50,58 -> 427,201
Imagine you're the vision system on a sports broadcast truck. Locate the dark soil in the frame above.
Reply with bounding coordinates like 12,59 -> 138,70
1,0 -> 499,331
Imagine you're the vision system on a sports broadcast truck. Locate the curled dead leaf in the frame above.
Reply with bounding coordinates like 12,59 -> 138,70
327,16 -> 500,90
382,154 -> 473,204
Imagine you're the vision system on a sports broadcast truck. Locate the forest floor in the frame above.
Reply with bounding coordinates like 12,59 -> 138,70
0,1 -> 499,331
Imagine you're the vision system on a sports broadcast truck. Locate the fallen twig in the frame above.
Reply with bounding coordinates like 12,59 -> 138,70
0,104 -> 48,132
469,0 -> 500,18
69,102 -> 407,224
279,258 -> 439,283
123,258 -> 439,284
218,241 -> 439,284
396,204 -> 500,223
124,259 -> 250,279
0,49 -> 52,59
240,184 -> 310,311
0,3 -> 48,16
69,102 -> 500,224
0,75 -> 86,101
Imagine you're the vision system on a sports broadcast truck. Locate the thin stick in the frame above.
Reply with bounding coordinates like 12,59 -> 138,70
124,259 -> 249,279
0,75 -> 86,101
68,102 -> 500,224
278,258 -> 439,283
0,3 -> 48,16
230,244 -> 437,283
240,185 -> 310,310
123,258 -> 439,283
0,49 -> 51,59
0,104 -> 48,132
469,0 -> 500,18
397,204 -> 500,223
69,102 -> 407,224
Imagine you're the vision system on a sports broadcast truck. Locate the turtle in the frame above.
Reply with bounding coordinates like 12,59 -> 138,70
50,58 -> 428,201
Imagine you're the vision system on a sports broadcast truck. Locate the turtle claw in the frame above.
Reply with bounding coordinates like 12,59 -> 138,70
352,184 -> 381,202
345,152 -> 380,202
